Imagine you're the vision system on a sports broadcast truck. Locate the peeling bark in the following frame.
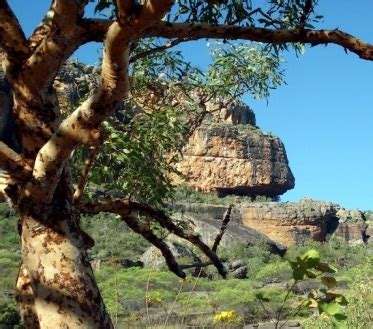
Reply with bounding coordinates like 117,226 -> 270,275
17,197 -> 113,329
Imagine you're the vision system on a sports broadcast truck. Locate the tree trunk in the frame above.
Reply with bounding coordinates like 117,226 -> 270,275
16,191 -> 114,328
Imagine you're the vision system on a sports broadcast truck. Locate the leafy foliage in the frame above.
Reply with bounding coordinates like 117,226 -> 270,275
170,0 -> 322,28
71,35 -> 286,206
288,249 -> 349,328
77,105 -> 185,207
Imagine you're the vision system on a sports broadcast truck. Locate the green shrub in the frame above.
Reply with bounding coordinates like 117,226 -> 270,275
0,301 -> 22,328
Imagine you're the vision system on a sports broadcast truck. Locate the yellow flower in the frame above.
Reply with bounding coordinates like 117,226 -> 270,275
213,310 -> 237,323
155,292 -> 162,303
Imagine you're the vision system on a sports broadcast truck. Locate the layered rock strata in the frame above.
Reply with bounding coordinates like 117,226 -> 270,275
177,123 -> 295,196
172,199 -> 371,247
241,199 -> 339,246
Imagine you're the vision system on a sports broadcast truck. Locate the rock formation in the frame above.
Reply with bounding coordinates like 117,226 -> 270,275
241,199 -> 339,246
176,120 -> 295,197
241,199 -> 370,246
171,199 -> 371,247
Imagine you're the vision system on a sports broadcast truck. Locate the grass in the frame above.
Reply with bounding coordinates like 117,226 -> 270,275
0,202 -> 372,328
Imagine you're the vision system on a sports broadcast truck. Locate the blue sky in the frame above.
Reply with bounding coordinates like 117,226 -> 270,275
8,1 -> 373,210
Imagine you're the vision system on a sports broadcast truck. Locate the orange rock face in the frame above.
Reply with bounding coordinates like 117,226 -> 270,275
241,200 -> 338,246
177,123 -> 295,196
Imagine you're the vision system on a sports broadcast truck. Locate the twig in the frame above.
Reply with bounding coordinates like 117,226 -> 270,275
276,280 -> 297,328
163,278 -> 185,328
180,268 -> 203,327
73,145 -> 99,203
145,270 -> 152,326
130,37 -> 193,63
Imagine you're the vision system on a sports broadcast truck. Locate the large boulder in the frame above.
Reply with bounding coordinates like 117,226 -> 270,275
140,241 -> 201,269
176,123 -> 295,197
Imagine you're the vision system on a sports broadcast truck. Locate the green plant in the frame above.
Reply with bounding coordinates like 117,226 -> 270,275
0,301 -> 22,328
257,249 -> 348,329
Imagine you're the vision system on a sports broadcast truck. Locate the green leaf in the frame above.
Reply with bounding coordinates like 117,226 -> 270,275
321,276 -> 337,289
292,267 -> 305,280
315,262 -> 337,273
335,295 -> 348,306
332,316 -> 348,329
301,249 -> 320,268
333,314 -> 348,321
319,301 -> 341,316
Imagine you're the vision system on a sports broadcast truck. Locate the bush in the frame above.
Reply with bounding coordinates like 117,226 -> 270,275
0,301 -> 22,328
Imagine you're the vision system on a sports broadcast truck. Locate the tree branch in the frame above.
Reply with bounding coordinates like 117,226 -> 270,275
28,1 -> 176,203
212,204 -> 233,253
73,145 -> 99,204
129,37 -> 194,63
25,0 -> 89,91
83,20 -> 373,61
147,23 -> 373,60
122,214 -> 186,278
0,142 -> 32,181
78,199 -> 227,278
0,1 -> 29,61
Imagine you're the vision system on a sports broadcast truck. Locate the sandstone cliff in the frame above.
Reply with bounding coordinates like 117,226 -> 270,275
54,61 -> 295,198
177,122 -> 295,197
241,199 -> 369,246
171,199 -> 371,247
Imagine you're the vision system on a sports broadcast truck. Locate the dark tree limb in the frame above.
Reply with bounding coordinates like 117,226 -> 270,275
0,142 -> 32,181
0,1 -> 30,61
122,214 -> 186,278
212,204 -> 233,253
299,0 -> 314,29
78,199 -> 227,278
82,19 -> 373,61
129,37 -> 194,63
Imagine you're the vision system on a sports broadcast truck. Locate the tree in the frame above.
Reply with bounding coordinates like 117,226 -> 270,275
0,0 -> 372,327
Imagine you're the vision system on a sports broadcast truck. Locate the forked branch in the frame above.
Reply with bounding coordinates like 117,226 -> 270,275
78,199 -> 227,278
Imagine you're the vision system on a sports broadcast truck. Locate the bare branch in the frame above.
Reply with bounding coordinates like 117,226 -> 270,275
73,145 -> 99,203
129,37 -> 194,63
148,23 -> 373,61
78,199 -> 227,278
0,1 -> 29,61
0,142 -> 32,180
212,204 -> 233,253
299,0 -> 314,29
82,20 -> 373,61
122,214 -> 186,278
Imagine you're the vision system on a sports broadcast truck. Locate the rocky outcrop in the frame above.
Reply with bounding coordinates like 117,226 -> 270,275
172,200 -> 370,247
333,222 -> 369,245
206,100 -> 256,125
241,199 -> 339,246
171,212 -> 286,255
176,123 -> 295,197
241,199 -> 370,246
